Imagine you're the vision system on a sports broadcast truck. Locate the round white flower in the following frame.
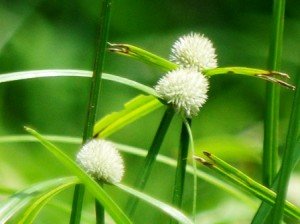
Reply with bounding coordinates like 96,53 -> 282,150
170,32 -> 218,71
77,139 -> 124,184
155,68 -> 209,117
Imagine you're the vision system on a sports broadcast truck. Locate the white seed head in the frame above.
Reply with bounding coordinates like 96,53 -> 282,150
77,139 -> 124,184
170,32 -> 218,71
155,68 -> 209,117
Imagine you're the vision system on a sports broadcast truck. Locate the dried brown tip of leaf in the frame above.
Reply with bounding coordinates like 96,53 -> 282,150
202,151 -> 212,157
193,155 -> 214,167
108,43 -> 130,54
256,74 -> 296,90
271,71 -> 290,79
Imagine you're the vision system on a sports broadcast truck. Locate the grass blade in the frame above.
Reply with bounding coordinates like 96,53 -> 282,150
0,134 -> 255,207
0,177 -> 78,224
195,152 -> 300,220
93,95 -> 163,138
108,43 -> 177,71
17,177 -> 79,224
25,127 -> 132,224
0,70 -> 158,97
117,184 -> 193,224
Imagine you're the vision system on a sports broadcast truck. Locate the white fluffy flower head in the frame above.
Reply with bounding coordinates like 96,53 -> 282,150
77,139 -> 124,184
170,32 -> 217,71
155,68 -> 209,117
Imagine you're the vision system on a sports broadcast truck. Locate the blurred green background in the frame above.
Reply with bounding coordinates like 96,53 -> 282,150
1,0 -> 300,223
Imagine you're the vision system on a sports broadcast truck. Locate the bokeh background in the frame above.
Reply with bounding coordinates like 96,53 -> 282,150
1,0 -> 300,223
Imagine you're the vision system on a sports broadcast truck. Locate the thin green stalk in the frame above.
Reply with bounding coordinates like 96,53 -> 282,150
183,119 -> 197,222
70,0 -> 112,223
263,0 -> 286,187
69,185 -> 85,224
170,119 -> 191,224
126,107 -> 175,217
95,196 -> 105,224
271,76 -> 300,223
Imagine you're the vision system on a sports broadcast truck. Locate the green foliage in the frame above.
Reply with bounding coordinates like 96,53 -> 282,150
1,1 -> 300,223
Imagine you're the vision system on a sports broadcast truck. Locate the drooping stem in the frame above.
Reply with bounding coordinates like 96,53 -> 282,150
126,107 -> 175,217
69,0 -> 112,223
263,0 -> 285,187
170,119 -> 191,224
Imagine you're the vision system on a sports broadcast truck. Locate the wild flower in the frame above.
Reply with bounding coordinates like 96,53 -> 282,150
155,68 -> 209,117
170,32 -> 218,71
77,139 -> 124,184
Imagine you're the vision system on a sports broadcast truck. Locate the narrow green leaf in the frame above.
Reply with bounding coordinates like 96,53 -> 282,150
195,152 -> 300,220
17,177 -> 79,224
25,127 -> 132,224
0,134 -> 255,207
0,177 -> 78,224
108,43 -> 177,71
204,67 -> 294,90
0,70 -> 158,97
94,95 -> 164,138
117,184 -> 193,224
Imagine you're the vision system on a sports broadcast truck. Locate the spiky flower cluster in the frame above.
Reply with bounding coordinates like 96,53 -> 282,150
155,32 -> 217,117
170,32 -> 217,71
77,139 -> 124,184
155,68 -> 209,117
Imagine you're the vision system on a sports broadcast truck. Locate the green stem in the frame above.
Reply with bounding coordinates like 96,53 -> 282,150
183,119 -> 197,222
126,107 -> 175,217
170,119 -> 191,224
263,0 -> 285,187
271,76 -> 300,223
95,183 -> 105,224
69,185 -> 85,224
69,0 -> 112,223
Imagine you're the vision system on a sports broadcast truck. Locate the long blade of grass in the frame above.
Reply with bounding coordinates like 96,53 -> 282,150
0,134 -> 256,207
0,175 -> 193,224
0,70 -> 158,99
205,67 -> 294,90
117,184 -> 193,224
93,95 -> 163,138
126,107 -> 175,217
16,178 -> 79,224
0,177 -> 78,224
195,152 -> 300,220
25,127 -> 132,224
